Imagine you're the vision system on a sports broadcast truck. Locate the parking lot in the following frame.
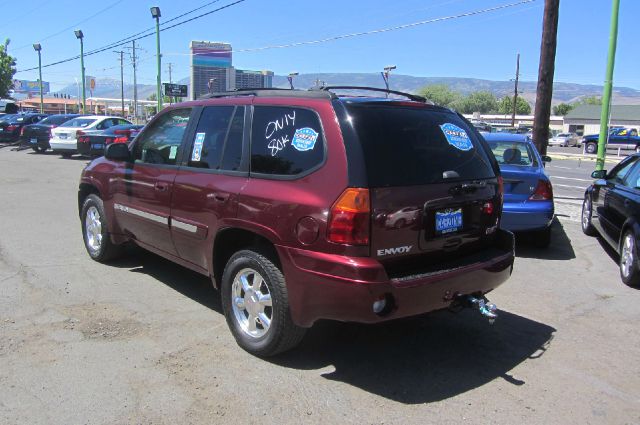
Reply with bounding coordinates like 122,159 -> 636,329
1,147 -> 639,424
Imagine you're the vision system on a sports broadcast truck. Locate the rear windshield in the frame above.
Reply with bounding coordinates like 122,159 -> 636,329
346,105 -> 495,187
59,118 -> 97,128
41,115 -> 78,125
486,140 -> 538,167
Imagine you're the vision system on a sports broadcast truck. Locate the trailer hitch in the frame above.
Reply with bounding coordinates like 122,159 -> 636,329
456,294 -> 498,324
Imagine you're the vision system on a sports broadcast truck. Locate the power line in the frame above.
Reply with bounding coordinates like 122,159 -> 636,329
164,0 -> 537,58
15,0 -> 245,73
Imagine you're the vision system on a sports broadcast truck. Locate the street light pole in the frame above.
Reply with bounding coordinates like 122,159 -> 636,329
381,65 -> 396,97
114,50 -> 125,117
33,43 -> 43,114
596,0 -> 621,172
74,30 -> 86,114
287,72 -> 298,89
150,6 -> 162,113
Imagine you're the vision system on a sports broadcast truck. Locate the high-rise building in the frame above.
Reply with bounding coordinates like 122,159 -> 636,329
190,41 -> 273,99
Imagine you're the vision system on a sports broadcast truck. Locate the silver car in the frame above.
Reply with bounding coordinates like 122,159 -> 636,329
548,132 -> 579,147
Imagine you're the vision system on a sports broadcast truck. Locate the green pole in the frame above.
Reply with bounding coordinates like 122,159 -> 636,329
37,50 -> 43,114
155,16 -> 162,113
596,0 -> 620,171
80,37 -> 86,114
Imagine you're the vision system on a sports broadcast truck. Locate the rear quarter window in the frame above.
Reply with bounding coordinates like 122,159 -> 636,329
250,106 -> 324,176
346,105 -> 495,187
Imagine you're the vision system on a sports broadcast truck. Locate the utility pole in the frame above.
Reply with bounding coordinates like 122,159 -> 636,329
167,62 -> 173,104
74,30 -> 86,114
532,0 -> 560,156
511,53 -> 520,127
33,44 -> 43,113
150,6 -> 162,113
132,40 -> 138,123
596,0 -> 620,172
114,50 -> 125,117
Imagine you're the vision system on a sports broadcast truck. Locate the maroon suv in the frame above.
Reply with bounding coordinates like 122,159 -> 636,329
78,87 -> 514,356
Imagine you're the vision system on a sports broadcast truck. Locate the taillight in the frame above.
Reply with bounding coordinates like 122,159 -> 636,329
529,180 -> 553,201
497,176 -> 504,199
6,125 -> 17,132
113,129 -> 130,144
76,130 -> 85,140
327,188 -> 370,245
482,201 -> 494,215
20,127 -> 25,136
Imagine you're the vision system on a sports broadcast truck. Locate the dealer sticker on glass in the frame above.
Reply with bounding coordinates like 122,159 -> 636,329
440,123 -> 473,151
435,208 -> 463,234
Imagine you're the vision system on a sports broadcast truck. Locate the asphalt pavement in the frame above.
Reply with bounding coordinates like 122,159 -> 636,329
1,147 -> 639,424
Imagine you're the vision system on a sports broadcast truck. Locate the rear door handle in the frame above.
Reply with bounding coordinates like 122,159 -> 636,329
155,182 -> 169,192
214,193 -> 229,202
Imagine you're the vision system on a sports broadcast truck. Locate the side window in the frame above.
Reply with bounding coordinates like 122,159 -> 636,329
251,106 -> 324,176
623,163 -> 640,189
188,106 -> 234,169
220,107 -> 245,171
118,119 -> 129,125
133,108 -> 191,166
611,157 -> 638,184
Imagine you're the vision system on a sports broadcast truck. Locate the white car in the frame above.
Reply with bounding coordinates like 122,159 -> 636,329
49,115 -> 132,157
548,132 -> 579,147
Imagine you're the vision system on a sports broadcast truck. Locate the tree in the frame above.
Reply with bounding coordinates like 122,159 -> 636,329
497,96 -> 532,115
553,102 -> 574,116
454,91 -> 499,114
0,39 -> 17,99
417,84 -> 460,108
579,95 -> 602,105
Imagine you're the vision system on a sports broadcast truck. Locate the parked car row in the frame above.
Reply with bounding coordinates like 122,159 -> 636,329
0,113 -> 140,157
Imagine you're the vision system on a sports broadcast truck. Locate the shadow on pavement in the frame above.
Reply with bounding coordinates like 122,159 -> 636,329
110,247 -> 222,313
515,217 -> 575,260
106,246 -> 555,404
271,310 -> 555,404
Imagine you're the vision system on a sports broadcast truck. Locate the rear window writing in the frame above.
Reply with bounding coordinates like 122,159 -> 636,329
345,105 -> 495,187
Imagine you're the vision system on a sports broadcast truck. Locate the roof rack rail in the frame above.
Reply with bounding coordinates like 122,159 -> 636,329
316,86 -> 427,103
199,87 -> 335,100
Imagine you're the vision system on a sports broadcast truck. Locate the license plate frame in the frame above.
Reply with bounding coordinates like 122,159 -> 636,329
92,143 -> 104,150
30,138 -> 37,144
435,208 -> 463,235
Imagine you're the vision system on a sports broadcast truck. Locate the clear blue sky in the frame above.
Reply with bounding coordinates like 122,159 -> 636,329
4,0 -> 640,92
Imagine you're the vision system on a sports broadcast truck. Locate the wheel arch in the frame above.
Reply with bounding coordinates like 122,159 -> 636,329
78,182 -> 101,218
212,227 -> 281,289
619,217 -> 640,251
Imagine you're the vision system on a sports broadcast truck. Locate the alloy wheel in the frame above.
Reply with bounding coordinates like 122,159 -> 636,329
85,206 -> 102,252
231,268 -> 273,338
582,197 -> 591,231
621,233 -> 635,279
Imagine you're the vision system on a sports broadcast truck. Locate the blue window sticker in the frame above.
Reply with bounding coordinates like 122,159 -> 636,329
440,123 -> 473,151
291,127 -> 319,152
191,132 -> 205,161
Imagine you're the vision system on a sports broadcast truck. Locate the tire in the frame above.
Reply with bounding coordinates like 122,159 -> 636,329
61,152 -> 72,158
620,230 -> 640,287
581,194 -> 597,236
221,249 -> 306,357
80,194 -> 123,262
635,146 -> 640,154
533,226 -> 551,248
585,143 -> 597,154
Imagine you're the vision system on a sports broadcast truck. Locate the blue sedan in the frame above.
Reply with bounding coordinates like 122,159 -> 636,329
482,133 -> 554,247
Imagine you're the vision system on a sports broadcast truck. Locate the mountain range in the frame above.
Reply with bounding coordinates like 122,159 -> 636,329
57,73 -> 640,106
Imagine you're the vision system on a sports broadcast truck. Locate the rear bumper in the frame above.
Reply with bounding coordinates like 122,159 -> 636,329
50,139 -> 77,152
77,141 -> 105,157
501,201 -> 554,232
22,135 -> 51,149
0,133 -> 19,142
277,229 -> 515,328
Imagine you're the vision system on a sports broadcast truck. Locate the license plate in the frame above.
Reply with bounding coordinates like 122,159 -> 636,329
92,144 -> 103,149
30,138 -> 37,144
435,208 -> 463,235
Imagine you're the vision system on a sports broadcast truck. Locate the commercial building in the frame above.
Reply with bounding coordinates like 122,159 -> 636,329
563,104 -> 640,136
189,41 -> 273,99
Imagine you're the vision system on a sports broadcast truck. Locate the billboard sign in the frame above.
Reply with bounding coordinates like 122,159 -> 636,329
13,79 -> 50,94
190,41 -> 232,68
163,83 -> 188,97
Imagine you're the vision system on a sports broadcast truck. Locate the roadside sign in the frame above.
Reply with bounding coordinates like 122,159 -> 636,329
163,83 -> 188,97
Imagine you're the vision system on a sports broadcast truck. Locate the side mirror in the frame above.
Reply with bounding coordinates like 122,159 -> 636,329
541,155 -> 552,163
591,169 -> 607,179
105,143 -> 131,161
